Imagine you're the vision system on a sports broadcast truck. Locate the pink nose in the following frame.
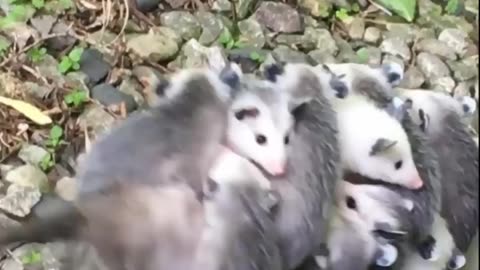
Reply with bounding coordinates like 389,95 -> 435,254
407,175 -> 424,190
265,161 -> 287,176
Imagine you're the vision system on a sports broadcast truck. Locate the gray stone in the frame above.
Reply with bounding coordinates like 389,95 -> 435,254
30,15 -> 56,38
236,0 -> 256,19
78,104 -> 116,139
5,164 -> 48,190
431,76 -> 456,94
0,213 -> 20,229
127,29 -> 179,62
415,28 -> 436,41
65,71 -> 90,92
90,83 -> 137,112
119,77 -> 145,107
272,46 -> 310,64
275,33 -> 314,50
454,80 -> 477,97
136,0 -> 160,12
35,54 -> 65,86
334,35 -> 357,62
212,0 -> 232,11
238,18 -> 266,48
18,144 -> 49,166
415,38 -> 457,61
305,27 -> 338,54
348,17 -> 365,40
447,59 -> 478,82
177,39 -> 227,69
55,176 -> 77,201
438,28 -> 470,56
298,0 -> 332,18
360,46 -> 382,65
164,0 -> 189,8
380,37 -> 411,62
384,24 -> 416,45
308,50 -> 337,64
79,49 -> 111,87
160,11 -> 202,41
228,48 -> 269,73
195,11 -> 224,46
132,65 -> 163,106
23,81 -> 51,99
151,26 -> 182,46
255,2 -> 303,33
0,164 -> 14,179
400,66 -> 426,89
46,21 -> 76,51
0,184 -> 41,217
418,0 -> 442,17
363,27 -> 381,44
416,52 -> 450,79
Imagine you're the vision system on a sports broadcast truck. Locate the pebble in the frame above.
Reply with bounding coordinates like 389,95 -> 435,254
363,27 -> 381,44
195,11 -> 224,46
55,176 -> 77,201
135,0 -> 160,12
400,66 -> 426,89
30,15 -> 56,38
416,52 -> 450,79
127,30 -> 179,62
79,49 -> 111,87
18,144 -> 49,166
380,37 -> 411,62
438,28 -> 469,56
35,55 -> 66,86
160,11 -> 202,41
119,77 -> 146,107
348,17 -> 365,40
415,38 -> 457,61
272,46 -> 310,64
362,46 -> 382,65
430,76 -> 456,94
78,104 -> 117,139
236,0 -> 256,19
384,24 -> 416,45
164,0 -> 189,8
447,60 -> 478,82
308,50 -> 337,64
46,21 -> 76,51
306,27 -> 338,55
90,83 -> 137,113
23,81 -> 51,99
255,2 -> 303,33
5,164 -> 49,190
298,0 -> 332,18
212,0 -> 232,11
238,18 -> 266,48
0,184 -> 41,217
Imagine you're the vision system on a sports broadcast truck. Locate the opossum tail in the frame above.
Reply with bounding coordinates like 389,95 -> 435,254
0,196 -> 85,245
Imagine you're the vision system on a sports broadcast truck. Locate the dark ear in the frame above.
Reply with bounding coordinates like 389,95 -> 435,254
370,138 -> 398,156
264,63 -> 285,82
219,63 -> 241,90
202,178 -> 219,201
329,76 -> 348,99
290,101 -> 309,123
418,109 -> 430,132
154,78 -> 171,96
381,63 -> 404,87
234,107 -> 260,121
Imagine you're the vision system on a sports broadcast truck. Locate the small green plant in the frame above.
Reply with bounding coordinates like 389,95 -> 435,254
249,51 -> 266,63
39,125 -> 64,171
31,0 -> 45,9
335,8 -> 352,22
21,250 -> 42,265
356,48 -> 370,64
445,0 -> 458,14
58,47 -> 83,74
46,125 -> 64,148
0,38 -> 10,57
27,47 -> 47,63
218,28 -> 247,49
39,152 -> 54,171
64,89 -> 88,107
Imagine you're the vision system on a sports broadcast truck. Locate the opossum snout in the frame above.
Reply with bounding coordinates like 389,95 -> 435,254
329,77 -> 348,99
264,159 -> 287,177
406,174 -> 424,190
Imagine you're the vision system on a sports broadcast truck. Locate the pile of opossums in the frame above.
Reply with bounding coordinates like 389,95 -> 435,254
0,62 -> 478,270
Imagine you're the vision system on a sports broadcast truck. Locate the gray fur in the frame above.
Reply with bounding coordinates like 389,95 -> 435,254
264,64 -> 341,269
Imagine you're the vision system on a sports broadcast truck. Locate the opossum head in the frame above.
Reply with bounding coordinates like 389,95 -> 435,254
337,97 -> 424,190
263,62 -> 349,101
153,62 -> 243,105
325,62 -> 404,106
226,76 -> 294,177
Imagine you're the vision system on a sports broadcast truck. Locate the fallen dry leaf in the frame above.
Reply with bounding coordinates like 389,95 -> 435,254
0,96 -> 52,125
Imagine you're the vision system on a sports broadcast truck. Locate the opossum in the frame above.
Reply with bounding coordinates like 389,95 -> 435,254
398,89 -> 479,269
196,148 -> 283,270
261,62 -> 343,269
324,62 -> 442,262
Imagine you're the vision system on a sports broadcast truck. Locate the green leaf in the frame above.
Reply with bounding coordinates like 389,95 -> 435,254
335,8 -> 351,22
226,39 -> 235,49
0,38 -> 10,55
218,28 -> 233,45
0,16 -> 17,29
59,0 -> 74,9
50,125 -> 63,140
356,48 -> 370,64
445,0 -> 458,14
72,62 -> 80,70
28,47 -> 47,63
39,153 -> 53,171
351,3 -> 360,12
375,0 -> 416,22
68,47 -> 84,62
249,51 -> 265,63
21,250 -> 42,265
58,56 -> 72,74
64,90 -> 88,107
32,0 -> 45,9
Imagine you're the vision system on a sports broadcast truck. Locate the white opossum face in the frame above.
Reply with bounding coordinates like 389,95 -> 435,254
226,82 -> 293,177
337,98 -> 423,190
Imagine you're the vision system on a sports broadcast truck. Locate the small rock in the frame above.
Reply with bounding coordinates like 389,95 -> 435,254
438,28 -> 469,55
384,24 -> 416,45
55,176 -> 77,201
418,0 -> 442,17
65,71 -> 90,91
127,30 -> 179,62
90,83 -> 137,112
363,27 -> 381,44
228,48 -> 268,73
160,11 -> 202,41
236,0 -> 256,19
164,0 -> 189,8
415,38 -> 457,61
238,18 -> 266,48
30,15 -> 56,38
298,0 -> 332,18
382,55 -> 405,71
212,0 -> 232,11
132,65 -> 163,95
151,26 -> 182,46
308,50 -> 337,64
0,164 -> 14,179
447,60 -> 478,82
334,35 -> 357,62
400,66 -> 426,89
195,11 -> 224,46
177,39 -> 227,69
78,104 -> 117,138
348,17 -> 365,40
87,30 -> 117,46
275,33 -> 314,50
454,80 -> 477,97
416,52 -> 450,79
255,2 -> 303,33
35,54 -> 65,86
272,46 -> 310,64
79,49 -> 111,87
136,0 -> 160,12
431,76 -> 456,94
119,77 -> 145,107
380,37 -> 411,62
0,184 -> 41,217
415,28 -> 436,41
18,144 -> 49,166
360,46 -> 382,65
463,43 -> 478,58
0,213 -> 20,229
305,27 -> 338,54
23,81 -> 51,99
5,164 -> 48,190
46,21 -> 76,51
3,22 -> 38,50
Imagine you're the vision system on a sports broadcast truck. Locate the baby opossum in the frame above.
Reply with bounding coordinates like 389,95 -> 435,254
325,63 -> 442,262
398,89 -> 479,269
261,62 -> 343,269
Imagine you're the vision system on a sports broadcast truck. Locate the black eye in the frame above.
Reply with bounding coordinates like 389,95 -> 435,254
256,134 -> 267,145
346,196 -> 356,210
235,110 -> 246,120
284,135 -> 289,145
394,160 -> 403,170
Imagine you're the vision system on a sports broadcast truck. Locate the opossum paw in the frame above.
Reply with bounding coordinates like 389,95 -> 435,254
417,235 -> 438,261
447,249 -> 466,270
375,244 -> 398,267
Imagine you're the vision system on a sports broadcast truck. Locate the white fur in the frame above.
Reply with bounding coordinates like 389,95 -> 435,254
333,94 -> 422,189
376,243 -> 399,267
